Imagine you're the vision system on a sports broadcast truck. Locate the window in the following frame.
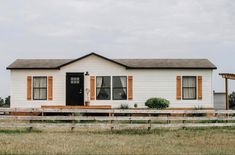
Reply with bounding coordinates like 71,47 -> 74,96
113,76 -> 127,100
182,76 -> 197,100
96,76 -> 111,100
70,77 -> 80,84
33,77 -> 47,100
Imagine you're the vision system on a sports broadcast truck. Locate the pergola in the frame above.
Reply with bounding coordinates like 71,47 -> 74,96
219,73 -> 235,110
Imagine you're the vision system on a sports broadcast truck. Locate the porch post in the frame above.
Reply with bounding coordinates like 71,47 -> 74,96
84,73 -> 90,104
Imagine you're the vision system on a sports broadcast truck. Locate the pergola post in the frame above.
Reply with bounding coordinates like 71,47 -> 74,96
225,78 -> 229,110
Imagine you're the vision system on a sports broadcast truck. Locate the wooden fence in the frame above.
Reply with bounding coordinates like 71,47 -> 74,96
0,108 -> 235,130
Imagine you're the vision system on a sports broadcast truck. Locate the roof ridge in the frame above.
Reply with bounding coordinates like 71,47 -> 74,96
113,58 -> 209,60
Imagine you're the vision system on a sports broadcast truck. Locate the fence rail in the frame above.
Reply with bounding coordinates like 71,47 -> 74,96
0,108 -> 235,130
0,108 -> 235,114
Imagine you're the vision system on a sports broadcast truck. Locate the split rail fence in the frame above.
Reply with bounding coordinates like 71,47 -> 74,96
0,108 -> 235,130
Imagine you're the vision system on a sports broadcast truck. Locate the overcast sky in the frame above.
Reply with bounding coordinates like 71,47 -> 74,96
0,0 -> 235,98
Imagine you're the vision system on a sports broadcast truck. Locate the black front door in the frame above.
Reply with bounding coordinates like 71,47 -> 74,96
66,73 -> 84,106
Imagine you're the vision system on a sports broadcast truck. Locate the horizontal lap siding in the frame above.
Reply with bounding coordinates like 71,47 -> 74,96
11,70 -> 64,108
132,70 -> 213,108
10,55 -> 213,108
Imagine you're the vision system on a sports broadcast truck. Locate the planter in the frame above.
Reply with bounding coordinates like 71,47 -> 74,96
85,101 -> 90,106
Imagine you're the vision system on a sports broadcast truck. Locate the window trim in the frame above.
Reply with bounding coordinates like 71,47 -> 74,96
96,76 -> 111,100
182,76 -> 197,100
33,76 -> 48,100
112,76 -> 127,100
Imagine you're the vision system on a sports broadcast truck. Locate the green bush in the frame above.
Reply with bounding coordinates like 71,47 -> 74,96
229,92 -> 235,109
145,97 -> 170,109
134,103 -> 138,108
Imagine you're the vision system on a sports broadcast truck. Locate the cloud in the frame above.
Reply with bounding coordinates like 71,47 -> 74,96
0,0 -> 235,97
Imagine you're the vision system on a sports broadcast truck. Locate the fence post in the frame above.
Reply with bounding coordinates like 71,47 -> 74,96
148,119 -> 151,131
167,114 -> 171,124
111,118 -> 114,131
215,113 -> 218,123
110,111 -> 114,131
41,111 -> 44,124
28,119 -> 33,132
226,112 -> 229,123
130,114 -> 132,124
71,113 -> 75,131
183,114 -> 185,124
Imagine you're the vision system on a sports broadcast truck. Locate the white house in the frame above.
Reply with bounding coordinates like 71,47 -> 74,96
7,53 -> 217,109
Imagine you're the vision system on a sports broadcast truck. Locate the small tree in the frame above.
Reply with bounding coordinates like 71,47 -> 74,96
0,98 -> 4,107
4,96 -> 10,107
229,92 -> 235,109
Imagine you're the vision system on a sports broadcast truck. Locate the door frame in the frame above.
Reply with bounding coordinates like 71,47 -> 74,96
66,72 -> 85,106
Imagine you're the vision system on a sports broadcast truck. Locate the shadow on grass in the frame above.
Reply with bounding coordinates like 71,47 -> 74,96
83,126 -> 235,135
0,128 -> 41,134
0,126 -> 235,135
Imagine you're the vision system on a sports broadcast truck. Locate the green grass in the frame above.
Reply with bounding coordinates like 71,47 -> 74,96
0,127 -> 235,155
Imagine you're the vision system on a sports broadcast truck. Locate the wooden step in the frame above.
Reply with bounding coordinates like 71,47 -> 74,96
41,105 -> 112,109
10,112 -> 42,116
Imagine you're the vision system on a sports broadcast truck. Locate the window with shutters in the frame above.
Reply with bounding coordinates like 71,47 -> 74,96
113,76 -> 127,100
33,77 -> 47,100
182,76 -> 197,100
96,76 -> 111,100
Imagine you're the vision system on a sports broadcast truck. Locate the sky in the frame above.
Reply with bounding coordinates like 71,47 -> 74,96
0,0 -> 235,98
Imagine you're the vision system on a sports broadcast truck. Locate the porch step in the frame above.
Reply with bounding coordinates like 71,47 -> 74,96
9,112 -> 42,116
41,105 -> 112,109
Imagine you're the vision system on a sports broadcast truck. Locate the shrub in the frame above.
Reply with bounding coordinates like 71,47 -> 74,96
120,104 -> 129,109
145,97 -> 170,109
134,103 -> 138,108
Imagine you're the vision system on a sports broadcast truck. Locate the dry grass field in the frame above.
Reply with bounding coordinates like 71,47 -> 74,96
0,127 -> 234,155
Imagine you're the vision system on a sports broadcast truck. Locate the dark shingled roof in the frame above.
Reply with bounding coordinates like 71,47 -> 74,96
7,59 -> 73,69
7,53 -> 217,70
114,59 -> 216,69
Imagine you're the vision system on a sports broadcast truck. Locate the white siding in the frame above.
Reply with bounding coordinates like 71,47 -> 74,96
214,93 -> 226,110
10,55 -> 214,108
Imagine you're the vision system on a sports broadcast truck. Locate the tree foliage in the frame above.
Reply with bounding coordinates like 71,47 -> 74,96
0,96 -> 10,107
229,92 -> 235,109
0,98 -> 4,107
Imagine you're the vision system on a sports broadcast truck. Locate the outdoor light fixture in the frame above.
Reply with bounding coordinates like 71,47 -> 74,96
85,71 -> 89,76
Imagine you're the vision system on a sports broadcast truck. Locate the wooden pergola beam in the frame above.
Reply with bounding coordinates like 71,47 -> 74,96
219,73 -> 235,80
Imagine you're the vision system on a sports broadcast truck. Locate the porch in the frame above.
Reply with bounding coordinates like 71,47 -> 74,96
41,105 -> 112,109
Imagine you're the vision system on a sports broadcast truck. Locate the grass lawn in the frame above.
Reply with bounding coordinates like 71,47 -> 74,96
0,127 -> 234,155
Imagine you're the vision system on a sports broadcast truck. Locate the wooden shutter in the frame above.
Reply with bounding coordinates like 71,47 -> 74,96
90,76 -> 95,100
176,76 -> 182,100
27,76 -> 32,100
48,76 -> 53,100
128,76 -> 133,100
198,76 -> 202,100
